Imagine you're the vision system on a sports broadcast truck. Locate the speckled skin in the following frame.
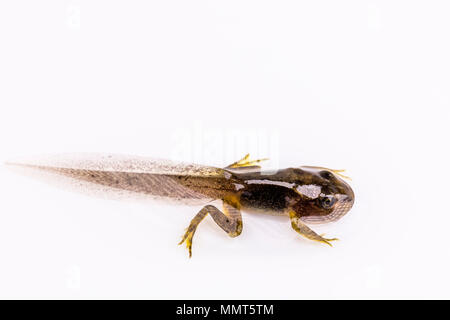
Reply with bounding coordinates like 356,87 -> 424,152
176,166 -> 355,223
176,164 -> 355,255
8,153 -> 355,256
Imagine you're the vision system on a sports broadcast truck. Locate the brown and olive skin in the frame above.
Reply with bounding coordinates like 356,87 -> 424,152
8,154 -> 355,257
175,164 -> 355,256
176,166 -> 354,221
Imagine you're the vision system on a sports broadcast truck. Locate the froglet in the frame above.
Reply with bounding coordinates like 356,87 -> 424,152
7,153 -> 355,257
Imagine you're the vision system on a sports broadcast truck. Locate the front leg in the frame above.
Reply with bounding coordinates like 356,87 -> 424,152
179,202 -> 243,257
288,210 -> 338,246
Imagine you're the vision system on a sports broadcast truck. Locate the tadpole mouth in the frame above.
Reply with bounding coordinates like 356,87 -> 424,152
337,174 -> 355,205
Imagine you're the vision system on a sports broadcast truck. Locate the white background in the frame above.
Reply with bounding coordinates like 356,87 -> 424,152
1,1 -> 449,299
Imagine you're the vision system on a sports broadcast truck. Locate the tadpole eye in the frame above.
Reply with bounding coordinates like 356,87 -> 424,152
320,171 -> 333,180
319,195 -> 336,209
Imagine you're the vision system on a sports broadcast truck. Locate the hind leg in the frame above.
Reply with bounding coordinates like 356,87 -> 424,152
179,203 -> 242,257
